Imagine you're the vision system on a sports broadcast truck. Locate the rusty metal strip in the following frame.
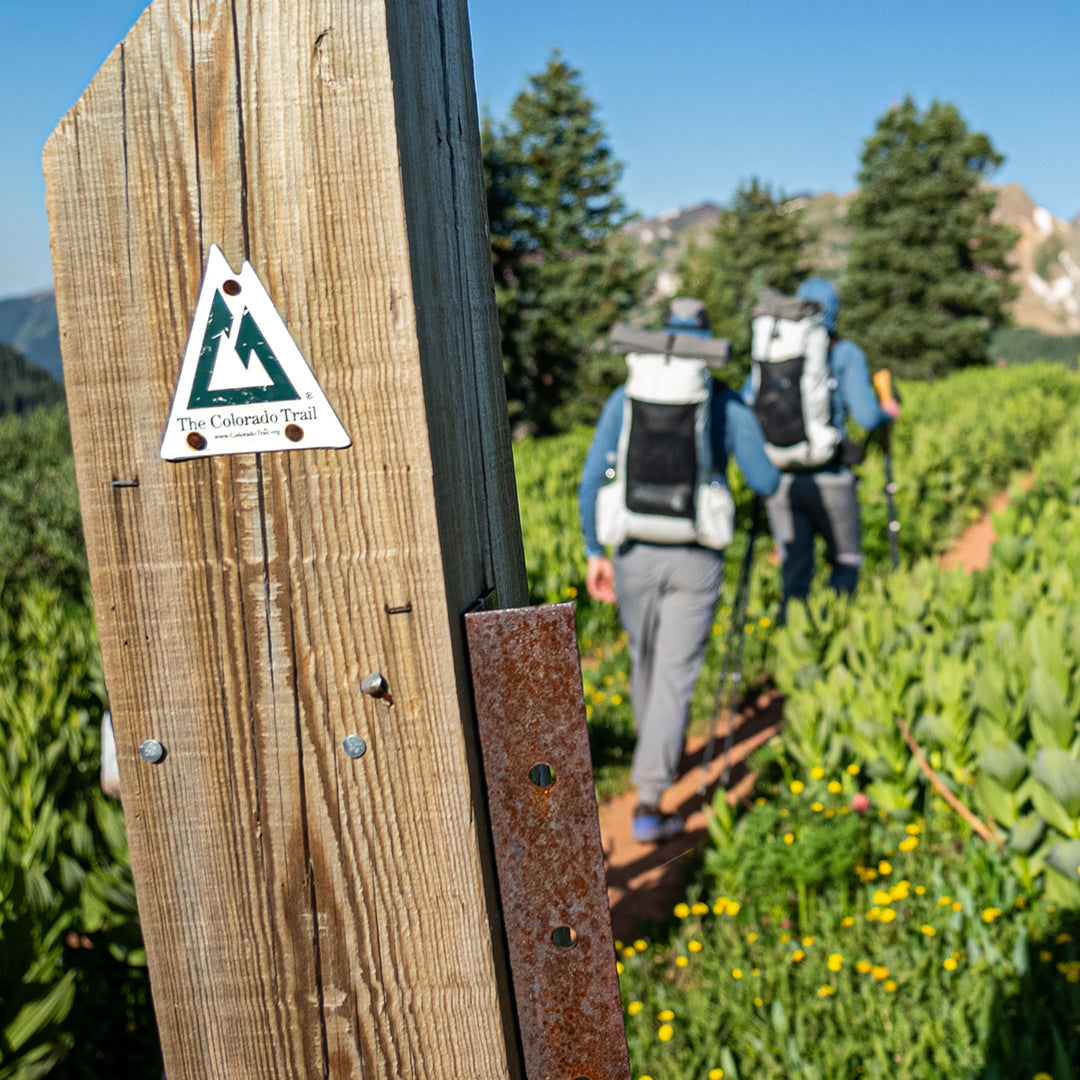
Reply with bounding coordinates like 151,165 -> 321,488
465,603 -> 631,1080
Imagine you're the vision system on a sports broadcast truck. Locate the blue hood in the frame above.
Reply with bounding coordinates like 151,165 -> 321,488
796,278 -> 839,334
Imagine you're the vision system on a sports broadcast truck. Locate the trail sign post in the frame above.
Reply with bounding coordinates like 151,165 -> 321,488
44,2 -> 627,1077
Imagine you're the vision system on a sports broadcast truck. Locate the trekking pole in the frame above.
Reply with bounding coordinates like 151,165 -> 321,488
698,496 -> 763,795
872,369 -> 900,572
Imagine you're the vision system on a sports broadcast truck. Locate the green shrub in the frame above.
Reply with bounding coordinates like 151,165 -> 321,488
617,762 -> 1080,1079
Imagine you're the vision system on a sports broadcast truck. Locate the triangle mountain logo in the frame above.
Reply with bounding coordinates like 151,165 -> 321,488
160,245 -> 351,460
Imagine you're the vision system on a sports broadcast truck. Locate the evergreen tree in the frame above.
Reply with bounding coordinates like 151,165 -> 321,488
677,179 -> 811,386
841,98 -> 1019,379
482,52 -> 646,434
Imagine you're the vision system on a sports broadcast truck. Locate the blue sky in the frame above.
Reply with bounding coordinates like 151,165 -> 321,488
2,0 -> 1077,299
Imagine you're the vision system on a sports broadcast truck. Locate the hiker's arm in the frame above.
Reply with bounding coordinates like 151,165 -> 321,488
834,340 -> 895,430
723,392 -> 780,497
578,388 -> 625,559
586,556 -> 617,604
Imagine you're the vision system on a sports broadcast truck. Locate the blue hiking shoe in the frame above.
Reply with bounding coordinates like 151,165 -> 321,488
632,804 -> 685,845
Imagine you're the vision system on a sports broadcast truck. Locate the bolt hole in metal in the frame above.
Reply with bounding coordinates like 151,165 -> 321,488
529,762 -> 555,788
222,278 -> 242,296
186,432 -> 207,451
550,926 -> 578,948
284,423 -> 304,443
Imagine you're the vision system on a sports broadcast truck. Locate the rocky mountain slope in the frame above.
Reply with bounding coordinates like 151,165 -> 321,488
627,184 -> 1080,336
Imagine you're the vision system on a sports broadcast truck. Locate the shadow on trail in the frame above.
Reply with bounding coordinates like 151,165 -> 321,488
605,691 -> 784,941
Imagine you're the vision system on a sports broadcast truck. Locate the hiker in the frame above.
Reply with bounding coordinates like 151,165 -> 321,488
579,298 -> 780,844
743,277 -> 900,616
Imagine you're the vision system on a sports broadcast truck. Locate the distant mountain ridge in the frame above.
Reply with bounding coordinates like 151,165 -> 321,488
0,291 -> 62,382
626,183 -> 1080,336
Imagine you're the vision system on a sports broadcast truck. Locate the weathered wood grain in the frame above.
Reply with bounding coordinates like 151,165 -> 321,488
43,1 -> 527,1076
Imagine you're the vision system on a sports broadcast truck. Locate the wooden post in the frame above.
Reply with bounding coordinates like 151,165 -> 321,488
44,1 -> 529,1076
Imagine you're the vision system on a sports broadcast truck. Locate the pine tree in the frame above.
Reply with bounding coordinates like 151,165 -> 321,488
677,179 -> 811,386
841,98 -> 1019,380
482,52 -> 646,435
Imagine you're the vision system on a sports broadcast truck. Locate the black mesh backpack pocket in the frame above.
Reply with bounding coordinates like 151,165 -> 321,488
754,356 -> 806,448
624,399 -> 697,518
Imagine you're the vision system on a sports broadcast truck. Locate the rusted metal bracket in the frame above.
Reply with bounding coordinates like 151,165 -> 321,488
465,603 -> 631,1080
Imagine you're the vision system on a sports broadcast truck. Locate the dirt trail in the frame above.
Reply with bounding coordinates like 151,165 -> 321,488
598,489 -> 1012,941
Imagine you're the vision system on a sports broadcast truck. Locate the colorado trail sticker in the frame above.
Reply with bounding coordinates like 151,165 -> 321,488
160,245 -> 351,460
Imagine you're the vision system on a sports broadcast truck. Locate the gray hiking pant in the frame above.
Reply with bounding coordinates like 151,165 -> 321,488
766,468 -> 863,604
614,543 -> 725,807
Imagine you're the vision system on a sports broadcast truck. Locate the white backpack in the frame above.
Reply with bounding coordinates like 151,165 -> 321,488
595,352 -> 734,550
750,288 -> 841,469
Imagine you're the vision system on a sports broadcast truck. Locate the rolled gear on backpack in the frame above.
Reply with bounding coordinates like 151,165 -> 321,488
750,287 -> 841,469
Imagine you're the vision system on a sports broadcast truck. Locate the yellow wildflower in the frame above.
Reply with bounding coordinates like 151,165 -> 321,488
938,895 -> 953,907
884,980 -> 898,992
871,966 -> 889,980
691,901 -> 709,916
1032,1073 -> 1053,1080
827,781 -> 842,794
792,950 -> 805,963
867,908 -> 881,921
754,997 -> 764,1007
611,694 -> 623,705
817,985 -> 836,997
899,837 -> 918,852
688,940 -> 703,953
784,833 -> 795,845
842,916 -> 855,927
627,1001 -> 643,1016
673,903 -> 690,919
812,801 -> 824,812
952,902 -> 963,912
747,932 -> 758,943
944,958 -> 958,971
811,766 -> 825,780
878,860 -> 892,875
1055,933 -> 1072,944
921,925 -> 936,936
982,907 -> 1002,924
905,823 -> 922,835
803,937 -> 815,946
675,956 -> 689,968
856,960 -> 872,974
759,616 -> 771,629
622,947 -> 636,959
657,1009 -> 675,1021
790,780 -> 805,794
873,890 -> 893,906
617,962 -> 624,974
709,1071 -> 725,1080
634,939 -> 647,952
879,909 -> 897,923
828,953 -> 843,972
915,885 -> 927,895
846,763 -> 860,776
1040,950 -> 1053,962
732,968 -> 743,979
780,933 -> 791,943
657,1024 -> 674,1042
726,901 -> 742,916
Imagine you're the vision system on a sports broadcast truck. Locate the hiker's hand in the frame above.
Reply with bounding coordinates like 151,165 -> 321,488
882,397 -> 900,419
586,556 -> 617,604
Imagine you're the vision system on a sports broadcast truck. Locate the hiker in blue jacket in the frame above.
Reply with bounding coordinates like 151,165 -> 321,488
580,300 -> 779,845
743,277 -> 900,614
